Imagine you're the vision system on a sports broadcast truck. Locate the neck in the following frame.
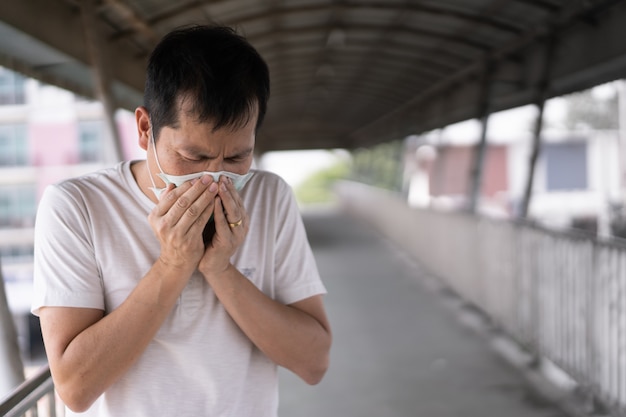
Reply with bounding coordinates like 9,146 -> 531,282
131,160 -> 159,204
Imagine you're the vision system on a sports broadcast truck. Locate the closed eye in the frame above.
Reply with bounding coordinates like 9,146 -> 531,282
225,149 -> 253,163
225,156 -> 246,163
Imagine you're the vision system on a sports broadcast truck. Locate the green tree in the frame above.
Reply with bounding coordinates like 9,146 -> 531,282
295,160 -> 351,205
565,88 -> 618,130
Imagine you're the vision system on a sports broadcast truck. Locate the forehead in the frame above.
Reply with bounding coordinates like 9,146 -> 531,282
177,94 -> 259,133
166,110 -> 255,154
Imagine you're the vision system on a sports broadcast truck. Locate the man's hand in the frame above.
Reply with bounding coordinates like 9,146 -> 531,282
199,176 -> 249,278
149,174 -> 219,274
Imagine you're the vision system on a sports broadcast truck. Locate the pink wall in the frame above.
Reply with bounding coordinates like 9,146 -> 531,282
29,123 -> 78,166
481,146 -> 508,198
430,146 -> 472,196
117,112 -> 142,160
430,145 -> 508,198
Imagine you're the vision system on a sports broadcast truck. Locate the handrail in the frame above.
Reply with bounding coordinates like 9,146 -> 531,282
0,365 -> 56,417
336,181 -> 626,416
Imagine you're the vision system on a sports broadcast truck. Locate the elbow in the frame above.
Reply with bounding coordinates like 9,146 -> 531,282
56,382 -> 99,413
302,364 -> 328,385
299,347 -> 331,385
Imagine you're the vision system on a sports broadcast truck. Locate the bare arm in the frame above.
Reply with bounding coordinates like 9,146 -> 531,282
40,176 -> 219,412
40,259 -> 188,412
200,183 -> 332,384
205,265 -> 331,384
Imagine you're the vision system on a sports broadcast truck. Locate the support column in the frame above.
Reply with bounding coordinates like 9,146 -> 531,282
618,80 -> 626,212
81,0 -> 124,163
520,37 -> 556,219
467,60 -> 493,214
0,257 -> 25,398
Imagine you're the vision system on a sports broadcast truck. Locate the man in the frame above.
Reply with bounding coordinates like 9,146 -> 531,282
32,25 -> 331,416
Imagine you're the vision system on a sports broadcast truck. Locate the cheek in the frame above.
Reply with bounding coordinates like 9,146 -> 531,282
226,158 -> 253,174
240,158 -> 254,174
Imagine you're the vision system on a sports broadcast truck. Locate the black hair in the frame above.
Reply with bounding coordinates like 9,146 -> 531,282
144,25 -> 270,139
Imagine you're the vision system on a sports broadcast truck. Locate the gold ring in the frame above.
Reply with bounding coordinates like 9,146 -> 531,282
228,218 -> 243,228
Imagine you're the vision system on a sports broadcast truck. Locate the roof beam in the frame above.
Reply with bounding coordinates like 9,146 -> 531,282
350,0 -> 626,144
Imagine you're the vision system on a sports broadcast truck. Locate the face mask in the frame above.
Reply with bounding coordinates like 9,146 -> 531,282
147,125 -> 253,200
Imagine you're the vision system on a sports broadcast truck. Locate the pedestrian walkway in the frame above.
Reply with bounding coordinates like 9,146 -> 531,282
278,208 -> 569,417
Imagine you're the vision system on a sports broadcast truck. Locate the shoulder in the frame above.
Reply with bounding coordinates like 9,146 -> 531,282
45,163 -> 126,201
38,163 -> 128,221
55,163 -> 126,194
239,170 -> 299,219
241,169 -> 293,200
245,169 -> 290,190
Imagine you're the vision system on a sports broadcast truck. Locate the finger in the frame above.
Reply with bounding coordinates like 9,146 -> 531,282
169,178 -> 219,232
217,177 -> 243,223
154,181 -> 193,216
213,196 -> 230,236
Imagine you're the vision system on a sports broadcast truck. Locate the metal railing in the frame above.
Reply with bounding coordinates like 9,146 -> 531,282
0,366 -> 60,417
337,181 -> 626,416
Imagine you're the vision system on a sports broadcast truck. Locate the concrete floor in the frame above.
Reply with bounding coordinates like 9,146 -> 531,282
278,208 -> 570,417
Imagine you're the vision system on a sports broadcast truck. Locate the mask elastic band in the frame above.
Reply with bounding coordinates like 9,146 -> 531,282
147,124 -> 162,193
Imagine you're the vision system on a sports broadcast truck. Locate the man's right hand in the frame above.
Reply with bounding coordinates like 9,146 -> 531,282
148,174 -> 219,274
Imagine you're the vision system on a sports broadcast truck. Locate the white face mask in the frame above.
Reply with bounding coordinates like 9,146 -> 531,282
147,126 -> 253,200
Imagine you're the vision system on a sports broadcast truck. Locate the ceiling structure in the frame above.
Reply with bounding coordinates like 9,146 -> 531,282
0,0 -> 625,153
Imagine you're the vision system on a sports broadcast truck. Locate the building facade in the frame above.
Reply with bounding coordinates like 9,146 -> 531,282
0,67 -> 139,359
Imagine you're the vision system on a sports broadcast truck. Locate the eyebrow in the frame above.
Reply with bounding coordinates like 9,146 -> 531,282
225,148 -> 254,159
182,146 -> 253,159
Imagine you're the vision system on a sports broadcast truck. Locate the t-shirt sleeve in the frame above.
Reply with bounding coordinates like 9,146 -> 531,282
31,184 -> 104,316
272,180 -> 326,305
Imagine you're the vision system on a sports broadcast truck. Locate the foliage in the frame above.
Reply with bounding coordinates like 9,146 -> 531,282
351,141 -> 404,191
294,159 -> 351,205
564,87 -> 618,130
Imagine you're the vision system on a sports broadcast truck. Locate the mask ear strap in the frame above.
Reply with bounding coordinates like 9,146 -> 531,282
147,124 -> 162,192
150,124 -> 166,174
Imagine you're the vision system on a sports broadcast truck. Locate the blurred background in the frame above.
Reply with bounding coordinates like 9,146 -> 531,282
3,1 -> 626,416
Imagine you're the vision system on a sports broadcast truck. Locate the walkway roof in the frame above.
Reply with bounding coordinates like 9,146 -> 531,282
0,0 -> 625,152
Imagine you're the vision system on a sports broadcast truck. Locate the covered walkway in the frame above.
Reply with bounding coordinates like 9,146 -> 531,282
279,208 -> 570,417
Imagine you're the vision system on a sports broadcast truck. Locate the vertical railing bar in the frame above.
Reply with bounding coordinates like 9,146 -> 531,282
615,252 -> 626,412
48,389 -> 56,417
610,248 -> 617,407
337,182 -> 626,417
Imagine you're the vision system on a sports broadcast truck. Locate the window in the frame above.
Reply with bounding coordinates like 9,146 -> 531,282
0,244 -> 34,264
0,184 -> 36,228
0,67 -> 25,105
0,125 -> 28,166
544,142 -> 587,191
79,121 -> 103,163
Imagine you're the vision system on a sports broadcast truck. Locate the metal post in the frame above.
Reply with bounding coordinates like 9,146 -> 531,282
0,257 -> 25,398
618,80 -> 626,212
80,0 -> 124,162
468,60 -> 493,214
520,36 -> 556,219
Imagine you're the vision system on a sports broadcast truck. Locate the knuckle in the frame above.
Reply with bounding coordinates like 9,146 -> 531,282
187,205 -> 200,217
155,219 -> 169,233
165,189 -> 178,202
176,196 -> 190,209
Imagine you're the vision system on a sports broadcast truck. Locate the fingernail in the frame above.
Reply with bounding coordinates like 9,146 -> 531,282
190,178 -> 198,185
220,183 -> 227,192
201,174 -> 211,185
209,182 -> 218,192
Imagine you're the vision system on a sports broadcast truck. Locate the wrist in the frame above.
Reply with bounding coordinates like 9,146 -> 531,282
156,256 -> 196,278
199,261 -> 233,283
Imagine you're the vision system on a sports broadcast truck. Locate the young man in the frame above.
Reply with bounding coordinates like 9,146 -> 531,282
32,25 -> 331,416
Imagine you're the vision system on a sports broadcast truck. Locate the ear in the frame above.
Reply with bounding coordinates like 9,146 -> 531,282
135,106 -> 151,151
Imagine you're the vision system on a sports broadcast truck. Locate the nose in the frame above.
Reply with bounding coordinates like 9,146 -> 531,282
205,159 -> 224,173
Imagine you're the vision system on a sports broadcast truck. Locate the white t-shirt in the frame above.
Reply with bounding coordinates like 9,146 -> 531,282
32,161 -> 326,417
